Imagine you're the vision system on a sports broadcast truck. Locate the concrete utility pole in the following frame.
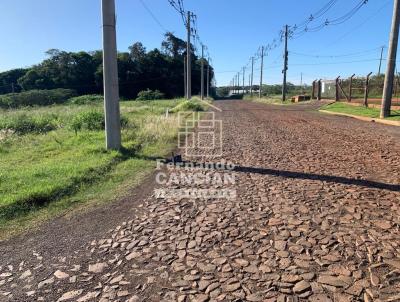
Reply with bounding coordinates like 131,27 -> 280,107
381,0 -> 400,118
235,76 -> 237,94
259,46 -> 264,98
207,58 -> 210,98
184,55 -> 187,98
282,25 -> 289,102
250,57 -> 254,97
242,67 -> 246,94
378,46 -> 385,75
300,72 -> 303,94
236,72 -> 240,94
201,45 -> 205,100
102,0 -> 121,150
186,11 -> 192,100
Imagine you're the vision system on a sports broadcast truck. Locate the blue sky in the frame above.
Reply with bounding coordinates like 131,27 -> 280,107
0,0 -> 394,86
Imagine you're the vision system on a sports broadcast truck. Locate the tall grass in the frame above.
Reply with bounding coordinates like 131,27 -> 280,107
0,113 -> 58,134
0,89 -> 76,108
0,99 -> 186,223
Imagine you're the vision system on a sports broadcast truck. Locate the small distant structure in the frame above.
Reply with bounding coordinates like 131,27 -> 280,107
291,95 -> 311,103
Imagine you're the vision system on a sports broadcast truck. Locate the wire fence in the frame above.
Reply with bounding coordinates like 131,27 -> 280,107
311,74 -> 400,108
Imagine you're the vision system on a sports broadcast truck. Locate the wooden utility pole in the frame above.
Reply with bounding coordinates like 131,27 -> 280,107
184,55 -> 187,98
250,57 -> 254,97
378,46 -> 385,75
317,80 -> 322,101
364,72 -> 373,107
259,46 -> 264,98
381,0 -> 400,118
206,58 -> 210,98
201,44 -> 204,100
102,0 -> 121,150
312,80 -> 316,99
282,25 -> 289,102
335,76 -> 340,102
186,11 -> 192,100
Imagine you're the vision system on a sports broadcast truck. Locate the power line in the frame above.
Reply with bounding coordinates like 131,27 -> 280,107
290,58 -> 382,66
328,0 -> 392,45
232,0 -> 374,89
138,0 -> 168,33
292,0 -> 370,37
166,1 -> 214,96
167,0 -> 187,26
290,47 -> 384,59
234,0 -> 359,87
294,0 -> 339,30
328,0 -> 368,25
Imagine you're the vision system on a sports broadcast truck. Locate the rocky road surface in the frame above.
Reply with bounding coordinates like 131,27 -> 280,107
1,100 -> 400,302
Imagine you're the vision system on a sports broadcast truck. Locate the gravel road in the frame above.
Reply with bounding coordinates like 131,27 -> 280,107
0,100 -> 399,302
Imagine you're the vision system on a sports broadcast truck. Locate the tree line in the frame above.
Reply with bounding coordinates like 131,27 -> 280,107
0,33 -> 214,99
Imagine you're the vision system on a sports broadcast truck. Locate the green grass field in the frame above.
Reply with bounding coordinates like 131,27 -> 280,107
0,98 -> 204,238
321,102 -> 400,121
243,94 -> 294,105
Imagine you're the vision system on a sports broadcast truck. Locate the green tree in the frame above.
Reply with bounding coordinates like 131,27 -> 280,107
2,33 -> 215,99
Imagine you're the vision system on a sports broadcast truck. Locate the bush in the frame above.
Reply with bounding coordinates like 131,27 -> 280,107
68,94 -> 103,105
70,111 -> 104,133
0,113 -> 58,135
0,89 -> 77,108
136,89 -> 165,101
170,100 -> 204,113
70,110 -> 128,134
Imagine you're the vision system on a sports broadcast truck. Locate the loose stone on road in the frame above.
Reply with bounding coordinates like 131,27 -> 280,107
0,100 -> 399,301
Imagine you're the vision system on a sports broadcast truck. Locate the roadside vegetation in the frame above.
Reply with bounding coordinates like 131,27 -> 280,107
217,83 -> 311,106
0,95 -> 206,238
0,89 -> 76,108
321,102 -> 400,121
0,33 -> 215,100
217,83 -> 310,99
0,30 -> 215,239
243,94 -> 294,105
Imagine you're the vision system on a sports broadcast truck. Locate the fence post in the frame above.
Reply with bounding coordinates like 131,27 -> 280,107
311,80 -> 316,99
364,72 -> 373,107
317,80 -> 322,101
349,74 -> 355,102
335,76 -> 340,102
